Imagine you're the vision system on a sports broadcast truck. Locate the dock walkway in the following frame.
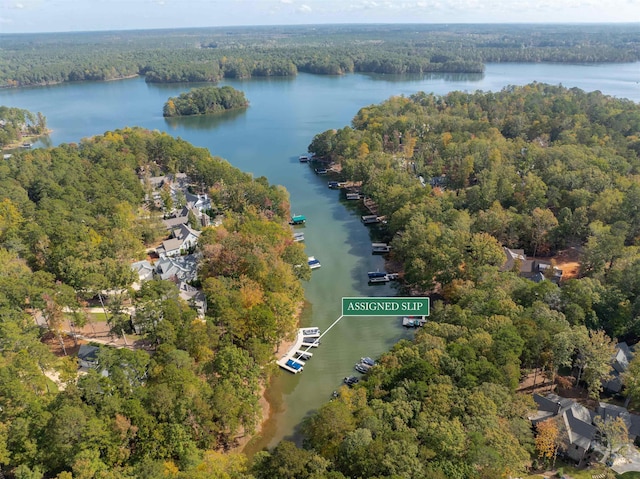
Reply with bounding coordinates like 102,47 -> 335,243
277,327 -> 321,373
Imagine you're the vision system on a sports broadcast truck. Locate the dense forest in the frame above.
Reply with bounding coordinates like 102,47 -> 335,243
249,83 -> 640,478
0,128 -> 309,478
4,81 -> 640,478
163,86 -> 249,117
0,106 -> 47,148
1,24 -> 640,88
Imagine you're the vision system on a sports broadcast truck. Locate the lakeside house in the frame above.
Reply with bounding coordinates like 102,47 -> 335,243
501,247 -> 563,283
530,393 -> 640,465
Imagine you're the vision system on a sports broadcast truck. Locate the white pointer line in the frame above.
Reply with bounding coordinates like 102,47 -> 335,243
301,314 -> 344,353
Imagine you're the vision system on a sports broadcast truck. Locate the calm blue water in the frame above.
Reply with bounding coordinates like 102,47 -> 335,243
1,61 -> 639,450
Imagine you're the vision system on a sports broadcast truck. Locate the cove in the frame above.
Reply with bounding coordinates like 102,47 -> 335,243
1,61 -> 639,451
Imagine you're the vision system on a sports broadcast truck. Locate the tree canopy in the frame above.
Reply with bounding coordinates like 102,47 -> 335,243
163,86 -> 249,117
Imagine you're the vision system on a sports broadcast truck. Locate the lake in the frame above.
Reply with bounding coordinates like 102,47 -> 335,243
1,61 -> 639,451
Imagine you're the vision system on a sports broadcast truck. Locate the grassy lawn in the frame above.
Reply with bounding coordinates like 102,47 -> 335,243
64,312 -> 109,323
561,464 -> 608,479
617,473 -> 640,478
87,312 -> 109,322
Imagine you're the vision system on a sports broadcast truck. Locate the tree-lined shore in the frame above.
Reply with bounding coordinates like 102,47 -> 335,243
1,24 -> 639,88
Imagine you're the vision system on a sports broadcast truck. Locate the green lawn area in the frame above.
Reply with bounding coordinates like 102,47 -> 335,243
88,312 -> 108,322
64,312 -> 109,323
561,464 -> 608,479
617,472 -> 640,478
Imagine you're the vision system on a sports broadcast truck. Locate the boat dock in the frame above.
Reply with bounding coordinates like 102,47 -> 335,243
372,242 -> 391,254
277,327 -> 322,373
402,316 -> 427,328
290,214 -> 306,225
361,214 -> 381,224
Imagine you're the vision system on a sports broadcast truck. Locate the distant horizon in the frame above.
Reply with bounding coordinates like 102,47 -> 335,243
2,21 -> 640,36
1,0 -> 639,35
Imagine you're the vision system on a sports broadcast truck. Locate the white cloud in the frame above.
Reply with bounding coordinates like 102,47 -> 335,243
296,3 -> 311,13
14,2 -> 24,8
281,0 -> 293,3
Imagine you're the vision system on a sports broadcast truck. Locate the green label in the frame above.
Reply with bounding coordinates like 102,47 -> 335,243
342,297 -> 430,317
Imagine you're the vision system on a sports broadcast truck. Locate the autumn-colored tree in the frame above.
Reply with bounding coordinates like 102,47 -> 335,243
535,419 -> 559,466
594,416 -> 629,458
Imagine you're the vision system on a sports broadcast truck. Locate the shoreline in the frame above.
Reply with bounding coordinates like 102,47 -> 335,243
1,129 -> 52,151
230,301 -> 304,455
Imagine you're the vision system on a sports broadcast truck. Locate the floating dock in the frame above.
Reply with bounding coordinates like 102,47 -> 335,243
277,327 -> 322,373
361,214 -> 380,224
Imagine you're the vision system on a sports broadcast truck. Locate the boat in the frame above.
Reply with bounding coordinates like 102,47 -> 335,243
344,376 -> 359,387
21,142 -> 32,149
293,232 -> 305,242
361,214 -> 380,224
302,327 -> 320,336
314,168 -> 328,175
299,155 -> 310,162
371,242 -> 391,254
402,316 -> 427,328
285,359 -> 303,371
328,181 -> 340,189
308,256 -> 321,269
386,273 -> 399,281
346,192 -> 361,200
368,275 -> 390,284
290,214 -> 306,225
367,271 -> 388,278
354,363 -> 371,374
361,357 -> 376,367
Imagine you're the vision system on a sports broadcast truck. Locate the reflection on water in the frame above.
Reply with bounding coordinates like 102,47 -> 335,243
363,71 -> 485,83
164,108 -> 247,131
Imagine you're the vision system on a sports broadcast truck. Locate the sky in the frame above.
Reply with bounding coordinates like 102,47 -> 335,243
0,0 -> 639,34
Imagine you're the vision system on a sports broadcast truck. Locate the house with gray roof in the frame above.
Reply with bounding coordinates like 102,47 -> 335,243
131,260 -> 154,284
603,342 -> 634,394
78,344 -> 100,369
178,282 -> 207,318
501,247 -> 563,283
530,394 -> 602,464
157,223 -> 201,258
155,254 -> 199,284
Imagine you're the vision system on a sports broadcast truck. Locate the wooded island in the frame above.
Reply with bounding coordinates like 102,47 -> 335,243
163,86 -> 249,117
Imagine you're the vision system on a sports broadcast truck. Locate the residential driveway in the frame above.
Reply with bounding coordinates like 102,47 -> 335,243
612,444 -> 640,474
